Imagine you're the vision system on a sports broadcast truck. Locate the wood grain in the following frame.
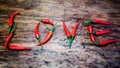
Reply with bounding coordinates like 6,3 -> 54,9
0,0 -> 120,68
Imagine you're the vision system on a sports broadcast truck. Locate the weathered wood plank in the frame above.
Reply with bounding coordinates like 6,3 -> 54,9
0,0 -> 120,68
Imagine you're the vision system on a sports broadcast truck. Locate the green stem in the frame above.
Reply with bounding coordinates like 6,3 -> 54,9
49,22 -> 56,32
87,32 -> 96,35
8,26 -> 12,34
67,36 -> 71,40
37,37 -> 43,48
50,26 -> 55,32
71,36 -> 75,41
69,36 -> 75,48
89,19 -> 94,23
37,38 -> 41,44
69,38 -> 74,49
88,42 -> 94,45
95,42 -> 100,46
67,36 -> 71,47
11,24 -> 17,34
35,18 -> 42,22
88,41 -> 100,46
85,19 -> 94,26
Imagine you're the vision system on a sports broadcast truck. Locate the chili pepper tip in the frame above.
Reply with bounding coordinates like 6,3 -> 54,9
14,11 -> 20,15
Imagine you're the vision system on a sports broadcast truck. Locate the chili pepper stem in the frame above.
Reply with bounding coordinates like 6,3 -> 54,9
8,26 -> 12,34
87,32 -> 96,35
71,36 -> 75,41
50,26 -> 55,32
69,36 -> 75,48
11,24 -> 17,33
67,36 -> 70,40
69,38 -> 73,49
36,18 -> 42,22
37,38 -> 44,48
49,22 -> 56,32
85,19 -> 93,26
88,42 -> 99,46
37,38 -> 42,44
67,36 -> 71,47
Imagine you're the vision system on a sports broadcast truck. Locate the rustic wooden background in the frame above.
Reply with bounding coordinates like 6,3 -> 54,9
0,0 -> 120,68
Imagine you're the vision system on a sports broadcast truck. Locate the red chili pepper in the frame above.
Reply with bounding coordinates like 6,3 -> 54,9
62,22 -> 72,48
68,23 -> 80,48
34,22 -> 41,44
4,33 -> 13,50
62,22 -> 80,48
99,40 -> 117,46
4,24 -> 16,50
94,19 -> 110,25
71,23 -> 80,37
36,18 -> 54,26
88,30 -> 112,36
8,11 -> 20,26
87,26 -> 96,43
8,11 -> 20,34
88,40 -> 117,47
9,45 -> 31,51
37,26 -> 55,46
85,19 -> 110,26
62,22 -> 71,37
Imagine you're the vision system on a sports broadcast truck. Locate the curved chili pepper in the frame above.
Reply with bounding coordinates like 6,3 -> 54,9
8,11 -> 20,34
9,45 -> 31,51
62,22 -> 71,37
85,19 -> 110,26
71,23 -> 80,39
87,26 -> 96,43
62,22 -> 72,48
4,24 -> 16,50
4,33 -> 13,50
34,22 -> 41,44
8,11 -> 20,26
36,18 -> 54,26
88,30 -> 112,36
88,40 -> 117,47
37,26 -> 55,46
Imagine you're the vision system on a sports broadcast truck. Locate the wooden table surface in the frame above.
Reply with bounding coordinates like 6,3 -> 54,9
0,0 -> 120,68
